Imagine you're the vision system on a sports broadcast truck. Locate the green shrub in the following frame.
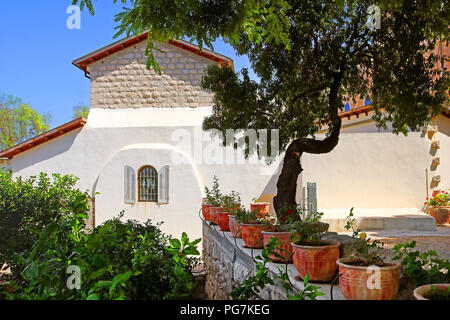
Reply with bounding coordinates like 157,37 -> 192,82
2,204 -> 200,300
0,168 -> 88,274
0,170 -> 200,300
393,241 -> 450,286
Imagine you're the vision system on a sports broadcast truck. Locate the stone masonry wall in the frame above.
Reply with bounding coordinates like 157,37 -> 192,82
203,221 -> 290,300
88,41 -> 216,109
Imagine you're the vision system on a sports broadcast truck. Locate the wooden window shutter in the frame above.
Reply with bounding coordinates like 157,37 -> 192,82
124,166 -> 136,204
158,165 -> 169,204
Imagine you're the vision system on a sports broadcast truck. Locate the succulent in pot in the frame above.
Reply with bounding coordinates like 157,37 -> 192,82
337,208 -> 400,300
290,211 -> 340,282
425,189 -> 450,225
236,207 -> 273,248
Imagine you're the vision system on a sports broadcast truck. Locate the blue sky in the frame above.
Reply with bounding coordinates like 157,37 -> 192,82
0,1 -> 253,128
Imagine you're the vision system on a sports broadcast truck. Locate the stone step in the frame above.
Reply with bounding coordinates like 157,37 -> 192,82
321,208 -> 436,232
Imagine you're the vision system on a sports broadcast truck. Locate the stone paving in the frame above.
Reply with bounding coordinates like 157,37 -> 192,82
342,226 -> 450,261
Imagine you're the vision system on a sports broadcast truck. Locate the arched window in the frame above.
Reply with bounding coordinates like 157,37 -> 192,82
344,102 -> 351,111
138,166 -> 158,202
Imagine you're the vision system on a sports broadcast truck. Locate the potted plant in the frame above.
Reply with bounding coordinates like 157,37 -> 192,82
216,191 -> 242,231
228,214 -> 242,238
393,240 -> 450,300
261,204 -> 301,263
250,198 -> 270,219
222,191 -> 241,213
203,175 -> 223,223
337,208 -> 401,300
235,207 -> 273,248
425,189 -> 450,225
290,211 -> 340,282
413,284 -> 450,300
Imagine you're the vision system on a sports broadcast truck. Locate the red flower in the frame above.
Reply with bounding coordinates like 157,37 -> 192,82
281,209 -> 294,223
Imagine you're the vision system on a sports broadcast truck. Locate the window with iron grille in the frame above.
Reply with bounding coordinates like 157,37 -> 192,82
138,166 -> 158,202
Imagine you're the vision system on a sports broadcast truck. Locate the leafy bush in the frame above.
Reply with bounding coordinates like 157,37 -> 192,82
0,170 -> 200,300
393,241 -> 450,286
0,168 -> 88,274
2,202 -> 200,300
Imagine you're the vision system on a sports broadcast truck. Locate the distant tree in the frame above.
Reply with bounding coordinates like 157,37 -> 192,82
0,95 -> 51,151
73,104 -> 90,119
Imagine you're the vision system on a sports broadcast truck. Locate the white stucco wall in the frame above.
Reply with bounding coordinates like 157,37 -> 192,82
0,107 -> 281,241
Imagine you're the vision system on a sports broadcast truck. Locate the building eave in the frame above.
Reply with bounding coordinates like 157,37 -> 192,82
72,32 -> 234,74
0,118 -> 87,159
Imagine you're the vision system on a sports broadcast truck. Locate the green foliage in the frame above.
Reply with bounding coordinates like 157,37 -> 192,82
2,209 -> 200,300
286,274 -> 325,300
234,206 -> 272,225
231,237 -> 277,300
0,94 -> 50,151
204,175 -> 223,207
393,241 -> 450,287
221,190 -> 241,212
73,0 -> 292,73
426,286 -> 450,300
0,169 -> 88,275
0,170 -> 199,300
277,203 -> 302,224
290,211 -> 326,245
165,232 -> 201,299
344,208 -> 385,265
73,105 -> 90,119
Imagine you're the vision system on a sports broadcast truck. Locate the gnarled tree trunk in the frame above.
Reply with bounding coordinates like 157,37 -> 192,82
273,119 -> 342,221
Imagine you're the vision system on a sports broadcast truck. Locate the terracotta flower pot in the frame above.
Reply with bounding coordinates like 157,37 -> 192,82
216,211 -> 233,231
428,206 -> 450,225
250,202 -> 270,218
261,230 -> 293,263
241,223 -> 267,248
413,283 -> 450,300
209,207 -> 225,224
336,258 -> 401,300
201,204 -> 215,221
291,240 -> 341,282
229,215 -> 242,238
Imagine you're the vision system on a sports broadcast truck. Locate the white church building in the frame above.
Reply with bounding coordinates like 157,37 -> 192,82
1,33 -> 449,239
